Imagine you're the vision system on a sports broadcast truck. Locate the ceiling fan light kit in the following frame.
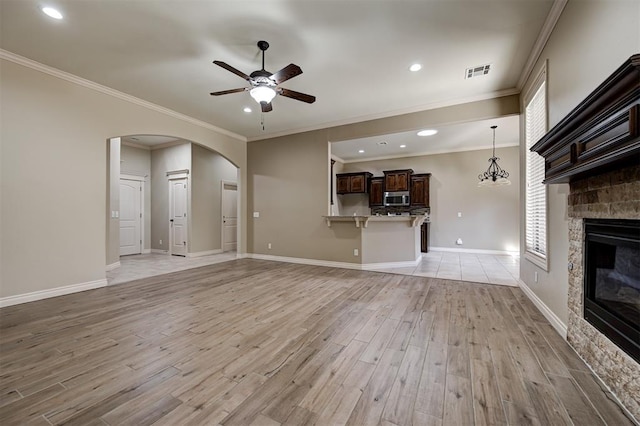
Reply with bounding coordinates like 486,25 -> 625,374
250,86 -> 276,104
478,125 -> 511,187
210,40 -> 316,114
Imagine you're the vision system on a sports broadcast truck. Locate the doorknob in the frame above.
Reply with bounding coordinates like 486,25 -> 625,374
170,219 -> 174,222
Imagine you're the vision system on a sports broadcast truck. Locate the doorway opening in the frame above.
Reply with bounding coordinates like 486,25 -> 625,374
106,135 -> 241,273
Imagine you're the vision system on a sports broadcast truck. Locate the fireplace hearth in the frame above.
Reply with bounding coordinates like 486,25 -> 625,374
532,55 -> 640,419
584,219 -> 640,363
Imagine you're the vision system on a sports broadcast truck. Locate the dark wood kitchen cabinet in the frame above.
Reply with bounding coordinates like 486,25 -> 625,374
384,169 -> 413,192
410,173 -> 431,208
368,177 -> 384,206
421,222 -> 429,253
336,172 -> 373,194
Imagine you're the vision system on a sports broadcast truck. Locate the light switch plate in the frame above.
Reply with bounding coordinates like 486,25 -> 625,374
253,212 -> 260,218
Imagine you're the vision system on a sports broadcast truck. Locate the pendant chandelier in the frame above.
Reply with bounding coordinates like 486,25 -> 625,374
478,125 -> 511,186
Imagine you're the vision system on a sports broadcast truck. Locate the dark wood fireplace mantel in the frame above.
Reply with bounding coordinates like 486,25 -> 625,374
531,54 -> 640,184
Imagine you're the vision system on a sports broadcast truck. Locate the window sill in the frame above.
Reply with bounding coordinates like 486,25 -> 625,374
524,250 -> 548,272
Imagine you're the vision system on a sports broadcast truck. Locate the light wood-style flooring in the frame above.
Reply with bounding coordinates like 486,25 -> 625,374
0,259 -> 635,425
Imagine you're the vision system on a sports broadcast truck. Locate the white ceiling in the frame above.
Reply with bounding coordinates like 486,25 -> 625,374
332,115 -> 520,162
0,0 -> 555,142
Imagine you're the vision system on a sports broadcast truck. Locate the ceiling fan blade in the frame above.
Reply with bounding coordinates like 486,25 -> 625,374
279,88 -> 316,104
213,61 -> 251,81
210,88 -> 248,96
261,102 -> 273,113
270,64 -> 302,84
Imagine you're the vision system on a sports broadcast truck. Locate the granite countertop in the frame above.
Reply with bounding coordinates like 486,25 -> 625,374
322,214 -> 429,228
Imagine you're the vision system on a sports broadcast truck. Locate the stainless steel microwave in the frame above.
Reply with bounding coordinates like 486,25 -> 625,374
384,191 -> 410,206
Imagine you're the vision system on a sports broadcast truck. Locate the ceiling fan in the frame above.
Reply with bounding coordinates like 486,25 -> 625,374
210,40 -> 316,113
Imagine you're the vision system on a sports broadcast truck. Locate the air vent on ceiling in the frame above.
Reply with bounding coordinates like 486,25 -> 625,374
465,63 -> 491,79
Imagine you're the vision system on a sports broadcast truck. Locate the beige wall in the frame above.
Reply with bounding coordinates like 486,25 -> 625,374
121,144 -> 151,251
341,147 -> 520,251
248,96 -> 520,261
191,144 -> 238,253
0,58 -> 246,300
519,0 -> 640,326
150,143 -> 191,252
248,131 -> 364,263
361,223 -> 420,264
107,139 -> 121,266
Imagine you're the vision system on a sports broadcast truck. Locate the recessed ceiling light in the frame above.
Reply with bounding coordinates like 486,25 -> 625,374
417,129 -> 438,137
243,107 -> 252,113
400,144 -> 407,148
409,64 -> 422,72
42,6 -> 63,20
358,150 -> 365,153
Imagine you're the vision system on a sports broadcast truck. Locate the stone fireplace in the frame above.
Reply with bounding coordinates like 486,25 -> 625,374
531,54 -> 640,420
567,164 -> 640,420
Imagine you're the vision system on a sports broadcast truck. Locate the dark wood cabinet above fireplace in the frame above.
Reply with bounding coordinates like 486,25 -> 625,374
531,54 -> 640,184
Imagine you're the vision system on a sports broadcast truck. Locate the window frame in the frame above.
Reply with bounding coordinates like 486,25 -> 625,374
523,63 -> 549,271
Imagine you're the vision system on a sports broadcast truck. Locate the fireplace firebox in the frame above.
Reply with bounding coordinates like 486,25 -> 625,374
584,219 -> 640,362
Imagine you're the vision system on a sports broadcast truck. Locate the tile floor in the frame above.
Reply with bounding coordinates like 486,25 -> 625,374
370,251 -> 521,286
108,250 -> 520,287
107,252 -> 238,285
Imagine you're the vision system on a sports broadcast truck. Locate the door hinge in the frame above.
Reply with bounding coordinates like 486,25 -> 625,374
140,213 -> 142,218
184,213 -> 186,217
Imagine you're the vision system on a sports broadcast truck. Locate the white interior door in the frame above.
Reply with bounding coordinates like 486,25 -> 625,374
119,179 -> 141,256
170,178 -> 188,256
222,182 -> 238,252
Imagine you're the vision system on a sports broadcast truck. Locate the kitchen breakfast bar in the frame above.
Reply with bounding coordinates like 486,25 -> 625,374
322,215 -> 428,267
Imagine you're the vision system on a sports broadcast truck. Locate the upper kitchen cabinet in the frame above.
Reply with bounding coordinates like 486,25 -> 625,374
369,176 -> 384,206
410,173 -> 431,208
336,172 -> 373,194
384,169 -> 413,191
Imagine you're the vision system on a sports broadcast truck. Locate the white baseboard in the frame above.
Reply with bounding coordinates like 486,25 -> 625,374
430,247 -> 520,256
518,279 -> 567,338
105,261 -> 121,271
0,279 -> 108,308
187,249 -> 223,258
142,249 -> 151,254
151,249 -> 168,254
246,253 -> 421,271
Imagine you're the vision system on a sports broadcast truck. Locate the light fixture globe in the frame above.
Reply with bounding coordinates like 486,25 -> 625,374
478,125 -> 511,187
249,85 -> 276,104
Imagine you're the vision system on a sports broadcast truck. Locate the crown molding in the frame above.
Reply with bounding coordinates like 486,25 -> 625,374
0,49 -> 247,142
248,88 -> 520,142
517,0 -> 568,90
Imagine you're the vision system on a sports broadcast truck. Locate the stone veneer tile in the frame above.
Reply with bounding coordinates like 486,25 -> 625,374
566,164 -> 640,421
610,200 -> 640,216
587,173 -> 612,190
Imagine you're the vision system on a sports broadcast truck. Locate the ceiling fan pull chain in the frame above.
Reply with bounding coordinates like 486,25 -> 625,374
261,112 -> 265,131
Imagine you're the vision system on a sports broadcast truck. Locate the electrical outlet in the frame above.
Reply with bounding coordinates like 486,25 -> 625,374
353,248 -> 359,256
268,243 -> 272,250
253,212 -> 260,218
534,271 -> 539,283
457,212 -> 462,218
159,239 -> 162,245
456,238 -> 463,245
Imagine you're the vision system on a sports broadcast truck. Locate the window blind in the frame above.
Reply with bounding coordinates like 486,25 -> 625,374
525,80 -> 547,260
